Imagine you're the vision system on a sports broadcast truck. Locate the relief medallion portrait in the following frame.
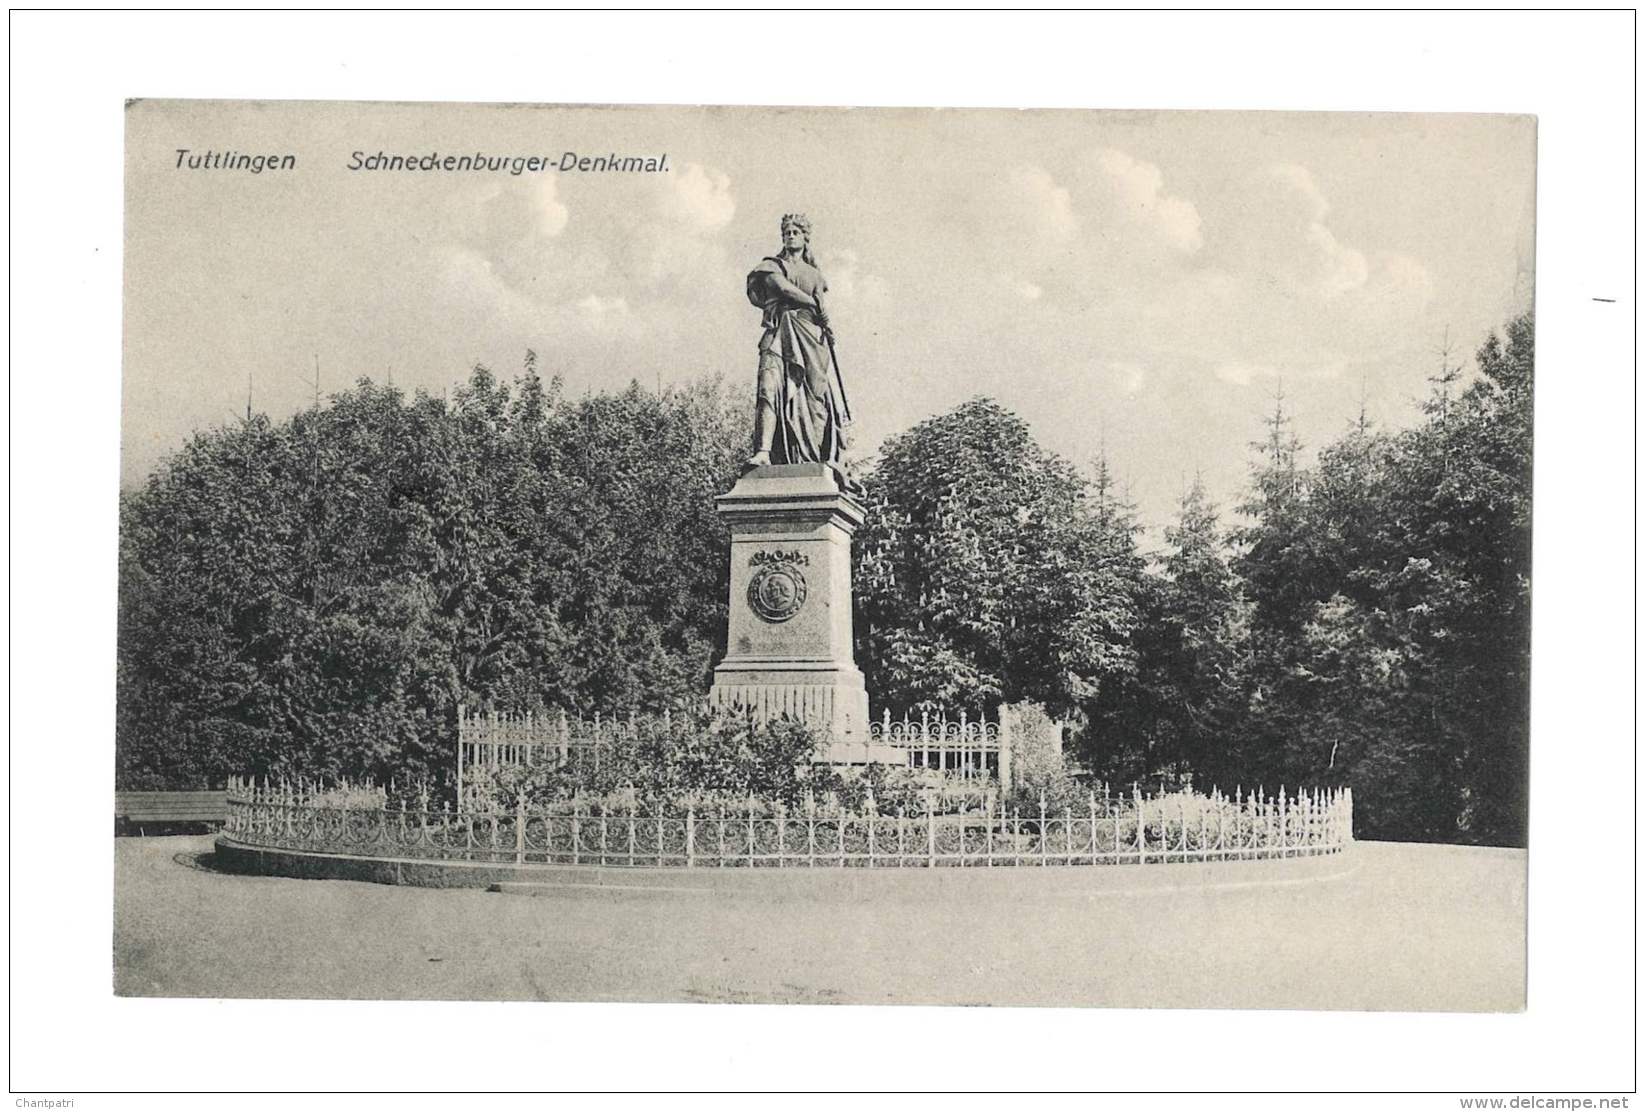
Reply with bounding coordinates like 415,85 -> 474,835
747,559 -> 808,623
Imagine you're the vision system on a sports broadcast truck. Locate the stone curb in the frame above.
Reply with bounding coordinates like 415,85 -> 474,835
212,835 -> 1358,897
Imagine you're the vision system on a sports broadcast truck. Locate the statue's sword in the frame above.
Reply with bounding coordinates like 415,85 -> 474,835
815,294 -> 853,426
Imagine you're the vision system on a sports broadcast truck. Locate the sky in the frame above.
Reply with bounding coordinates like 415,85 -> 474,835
124,101 -> 1535,539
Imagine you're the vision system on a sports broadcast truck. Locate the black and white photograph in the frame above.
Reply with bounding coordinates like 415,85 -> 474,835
114,98 -> 1535,1013
8,10 -> 1637,1103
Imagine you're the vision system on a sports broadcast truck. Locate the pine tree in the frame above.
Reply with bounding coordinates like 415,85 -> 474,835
1235,382 -> 1318,635
1155,478 -> 1246,784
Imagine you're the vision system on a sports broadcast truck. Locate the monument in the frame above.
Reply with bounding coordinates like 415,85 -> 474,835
709,214 -> 896,764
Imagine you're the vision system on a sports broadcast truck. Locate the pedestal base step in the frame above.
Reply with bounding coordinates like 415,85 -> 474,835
710,681 -> 853,724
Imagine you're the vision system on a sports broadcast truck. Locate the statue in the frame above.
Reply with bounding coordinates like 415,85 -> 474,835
714,214 -> 879,758
744,213 -> 858,490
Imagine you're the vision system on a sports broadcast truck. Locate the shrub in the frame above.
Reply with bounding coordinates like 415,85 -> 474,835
828,762 -> 940,815
1004,701 -> 1087,813
307,784 -> 389,811
463,708 -> 832,810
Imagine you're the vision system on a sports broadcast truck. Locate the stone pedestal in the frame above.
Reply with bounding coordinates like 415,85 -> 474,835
709,463 -> 900,765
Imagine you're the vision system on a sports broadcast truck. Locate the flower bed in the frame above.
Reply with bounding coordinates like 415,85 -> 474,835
223,778 -> 1352,869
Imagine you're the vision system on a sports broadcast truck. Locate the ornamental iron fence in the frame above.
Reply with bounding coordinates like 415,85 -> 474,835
867,708 -> 1009,783
457,705 -> 1016,799
455,706 -> 614,802
224,777 -> 1352,870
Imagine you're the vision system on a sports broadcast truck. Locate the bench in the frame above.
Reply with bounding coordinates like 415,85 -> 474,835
114,790 -> 229,834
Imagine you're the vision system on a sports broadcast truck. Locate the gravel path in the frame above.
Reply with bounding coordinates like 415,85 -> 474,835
114,836 -> 1524,1010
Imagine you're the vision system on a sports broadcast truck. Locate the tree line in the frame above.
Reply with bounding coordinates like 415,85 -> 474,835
117,316 -> 1532,845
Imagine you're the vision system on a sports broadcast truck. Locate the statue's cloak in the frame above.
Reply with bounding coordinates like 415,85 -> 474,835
748,255 -> 853,466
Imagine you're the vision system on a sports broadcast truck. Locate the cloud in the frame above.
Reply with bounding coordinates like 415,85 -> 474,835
1083,148 -> 1204,255
430,145 -> 1439,413
619,162 -> 740,286
1363,250 -> 1436,307
956,150 -> 1203,311
919,151 -> 1442,395
575,294 -> 631,320
474,177 -> 570,242
1103,161 -> 1434,387
1104,359 -> 1147,394
1007,165 -> 1079,243
819,247 -> 891,309
656,162 -> 736,232
1208,162 -> 1435,312
437,160 -> 743,338
1214,360 -> 1277,387
443,178 -> 571,292
1264,163 -> 1369,297
976,150 -> 1203,265
944,166 -> 1080,303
